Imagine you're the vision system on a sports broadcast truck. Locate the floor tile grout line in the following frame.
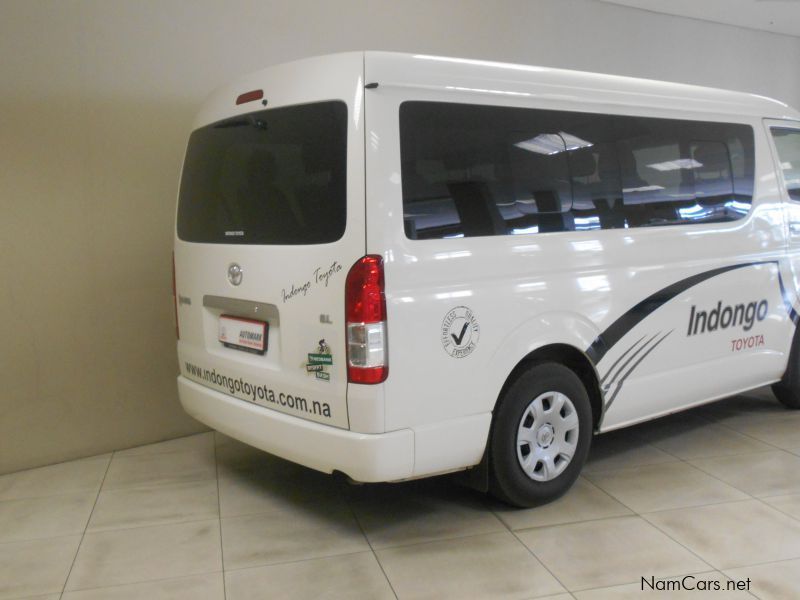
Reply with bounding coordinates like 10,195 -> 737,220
585,455 -> 765,516
0,453 -> 113,479
489,501 -> 517,534
636,497 -> 765,519
582,426 -> 800,586
607,439 -> 768,571
511,498 -> 720,585
342,516 -> 508,553
682,453 -> 789,502
214,440 -> 227,600
508,528 -> 571,595
58,570 -> 225,596
112,432 -> 215,458
720,554 -> 800,574
59,450 -> 114,598
112,447 -> 218,463
81,475 -> 220,496
593,400 -> 800,458
222,548 -> 382,575
586,447 -> 778,475
0,531 -> 96,548
756,496 -> 800,524
346,501 -> 399,599
0,474 -> 217,505
488,477 -> 636,533
620,430 -> 770,504
582,439 -> 794,476
0,488 -> 110,505
101,473 -> 218,493
706,416 -> 799,453
648,438 -> 779,460
754,553 -> 800,573
82,515 -> 223,537
577,474 -> 641,509
497,512 -> 634,534
641,513 -> 729,573
216,483 -> 509,552
511,512 -> 636,534
352,522 -> 538,554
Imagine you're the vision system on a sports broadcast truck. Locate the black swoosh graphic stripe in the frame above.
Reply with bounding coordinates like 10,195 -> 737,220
586,261 -> 775,365
603,330 -> 674,413
602,332 -> 658,388
777,268 -> 800,326
600,334 -> 647,386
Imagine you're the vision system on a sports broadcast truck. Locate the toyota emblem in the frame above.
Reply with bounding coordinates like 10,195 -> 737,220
227,263 -> 243,286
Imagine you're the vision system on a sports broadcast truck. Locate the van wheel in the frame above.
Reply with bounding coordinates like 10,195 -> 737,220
490,362 -> 592,508
771,384 -> 800,409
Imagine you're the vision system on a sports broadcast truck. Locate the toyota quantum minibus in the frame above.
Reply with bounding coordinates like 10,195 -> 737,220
174,52 -> 800,507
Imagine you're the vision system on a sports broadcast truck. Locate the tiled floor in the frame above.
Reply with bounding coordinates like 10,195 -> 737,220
2,388 -> 800,599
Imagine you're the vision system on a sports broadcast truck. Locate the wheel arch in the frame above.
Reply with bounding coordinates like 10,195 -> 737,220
497,343 -> 603,431
484,312 -> 603,429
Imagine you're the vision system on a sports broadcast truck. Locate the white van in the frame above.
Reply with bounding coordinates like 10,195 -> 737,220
174,52 -> 800,506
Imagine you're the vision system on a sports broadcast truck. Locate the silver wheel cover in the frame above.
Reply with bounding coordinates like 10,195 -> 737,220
516,391 -> 579,482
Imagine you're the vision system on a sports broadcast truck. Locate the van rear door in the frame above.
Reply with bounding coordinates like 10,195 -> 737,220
174,53 -> 365,429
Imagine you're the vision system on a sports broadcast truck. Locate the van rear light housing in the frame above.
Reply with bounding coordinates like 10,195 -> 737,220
345,255 -> 388,384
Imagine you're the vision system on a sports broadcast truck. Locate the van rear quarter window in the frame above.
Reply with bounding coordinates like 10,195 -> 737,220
399,102 -> 755,239
177,100 -> 347,245
772,128 -> 800,201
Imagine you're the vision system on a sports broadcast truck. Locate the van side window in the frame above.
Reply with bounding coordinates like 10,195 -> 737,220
771,128 -> 800,201
399,103 -> 572,239
617,121 -> 746,227
400,102 -> 755,239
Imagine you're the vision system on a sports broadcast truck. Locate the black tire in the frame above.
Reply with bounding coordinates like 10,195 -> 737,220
490,362 -> 593,508
771,383 -> 800,409
774,326 -> 800,409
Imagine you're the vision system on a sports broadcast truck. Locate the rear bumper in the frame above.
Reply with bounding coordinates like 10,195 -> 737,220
177,376 -> 415,481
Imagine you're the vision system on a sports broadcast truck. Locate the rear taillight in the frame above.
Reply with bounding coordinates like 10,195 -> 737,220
345,255 -> 388,384
172,252 -> 179,339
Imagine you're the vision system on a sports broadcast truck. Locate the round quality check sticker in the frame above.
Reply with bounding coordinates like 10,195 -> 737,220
441,306 -> 480,358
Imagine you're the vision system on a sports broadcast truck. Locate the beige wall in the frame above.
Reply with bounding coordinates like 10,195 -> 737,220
1,0 -> 799,474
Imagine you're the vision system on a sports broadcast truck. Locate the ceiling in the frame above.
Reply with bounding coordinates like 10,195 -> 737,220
600,0 -> 800,37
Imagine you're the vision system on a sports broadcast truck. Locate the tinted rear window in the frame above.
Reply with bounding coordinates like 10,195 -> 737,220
177,101 -> 347,244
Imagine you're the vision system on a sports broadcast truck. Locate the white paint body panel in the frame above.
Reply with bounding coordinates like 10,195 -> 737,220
176,51 -> 800,482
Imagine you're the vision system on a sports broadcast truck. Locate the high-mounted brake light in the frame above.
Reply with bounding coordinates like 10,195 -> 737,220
236,89 -> 264,105
172,252 -> 180,340
345,255 -> 388,384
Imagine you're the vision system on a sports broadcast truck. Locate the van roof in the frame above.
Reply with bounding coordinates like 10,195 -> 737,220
365,51 -> 800,121
201,52 -> 800,127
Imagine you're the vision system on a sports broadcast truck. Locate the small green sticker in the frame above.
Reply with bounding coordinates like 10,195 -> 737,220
308,353 -> 333,365
315,371 -> 330,381
306,364 -> 324,372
